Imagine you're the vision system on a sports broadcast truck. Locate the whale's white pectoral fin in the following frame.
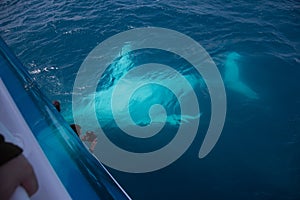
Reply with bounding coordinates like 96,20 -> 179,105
228,81 -> 259,99
224,53 -> 240,82
224,52 -> 259,99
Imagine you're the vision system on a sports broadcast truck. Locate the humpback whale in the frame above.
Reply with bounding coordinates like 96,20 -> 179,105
224,52 -> 259,99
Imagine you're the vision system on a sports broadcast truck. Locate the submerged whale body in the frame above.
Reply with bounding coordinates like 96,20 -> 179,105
224,52 -> 259,99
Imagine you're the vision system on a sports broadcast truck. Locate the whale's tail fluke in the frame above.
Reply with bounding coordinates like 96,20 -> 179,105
224,52 -> 259,99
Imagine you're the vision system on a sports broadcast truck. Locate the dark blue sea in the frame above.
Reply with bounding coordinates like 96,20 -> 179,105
1,0 -> 300,199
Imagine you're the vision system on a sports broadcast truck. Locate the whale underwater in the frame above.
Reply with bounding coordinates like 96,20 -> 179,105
70,50 -> 259,131
224,52 -> 259,100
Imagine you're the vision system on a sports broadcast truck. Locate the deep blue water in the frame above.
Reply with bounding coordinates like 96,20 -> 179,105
1,0 -> 300,199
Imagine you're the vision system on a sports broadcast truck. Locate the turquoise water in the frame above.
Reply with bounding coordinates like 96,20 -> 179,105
1,0 -> 300,199
0,37 -> 130,199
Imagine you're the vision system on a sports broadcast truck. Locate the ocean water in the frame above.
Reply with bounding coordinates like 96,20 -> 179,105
1,0 -> 300,199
